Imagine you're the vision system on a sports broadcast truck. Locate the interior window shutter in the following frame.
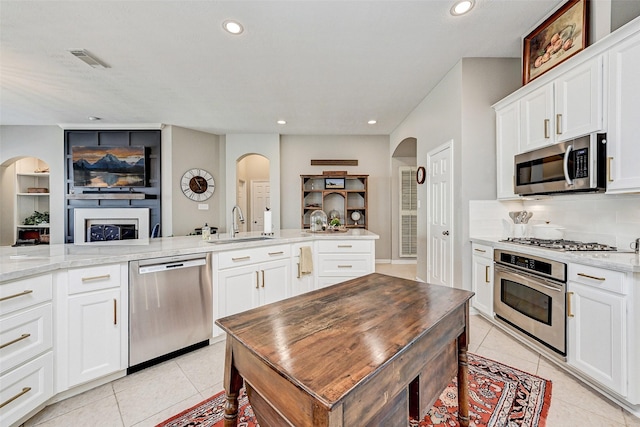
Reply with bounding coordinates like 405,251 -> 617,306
399,166 -> 417,257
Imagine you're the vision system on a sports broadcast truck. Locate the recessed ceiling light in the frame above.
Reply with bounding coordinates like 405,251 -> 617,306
88,116 -> 101,121
368,120 -> 377,125
223,20 -> 244,35
450,0 -> 474,16
277,120 -> 286,125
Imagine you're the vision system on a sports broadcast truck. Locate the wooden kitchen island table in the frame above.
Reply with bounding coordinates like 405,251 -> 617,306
215,273 -> 474,427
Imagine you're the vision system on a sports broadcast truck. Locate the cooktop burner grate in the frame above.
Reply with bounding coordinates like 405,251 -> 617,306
500,237 -> 618,251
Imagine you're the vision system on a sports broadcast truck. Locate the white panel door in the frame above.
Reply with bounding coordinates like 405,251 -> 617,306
251,181 -> 270,232
427,142 -> 453,288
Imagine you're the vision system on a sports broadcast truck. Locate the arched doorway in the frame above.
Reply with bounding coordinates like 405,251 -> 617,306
236,154 -> 270,232
391,137 -> 417,260
0,157 -> 50,246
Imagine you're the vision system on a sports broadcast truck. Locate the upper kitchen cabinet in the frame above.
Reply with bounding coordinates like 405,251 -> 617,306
495,100 -> 520,199
520,55 -> 604,152
606,29 -> 640,193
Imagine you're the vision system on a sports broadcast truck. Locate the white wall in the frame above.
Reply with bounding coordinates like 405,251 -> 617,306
280,135 -> 391,261
225,134 -> 280,234
390,58 -> 521,286
0,126 -> 65,244
163,126 -> 222,237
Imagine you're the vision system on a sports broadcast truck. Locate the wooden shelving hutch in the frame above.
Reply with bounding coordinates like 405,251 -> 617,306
301,173 -> 368,229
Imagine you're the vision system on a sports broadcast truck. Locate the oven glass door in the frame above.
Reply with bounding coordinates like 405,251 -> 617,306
494,265 -> 566,355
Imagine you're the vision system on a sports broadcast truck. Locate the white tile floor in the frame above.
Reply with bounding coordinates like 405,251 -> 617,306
23,264 -> 640,427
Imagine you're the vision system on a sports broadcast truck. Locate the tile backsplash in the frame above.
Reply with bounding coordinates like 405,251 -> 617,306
470,194 -> 640,250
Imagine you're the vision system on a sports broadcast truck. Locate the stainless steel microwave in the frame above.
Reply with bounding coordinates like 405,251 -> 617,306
514,133 -> 607,196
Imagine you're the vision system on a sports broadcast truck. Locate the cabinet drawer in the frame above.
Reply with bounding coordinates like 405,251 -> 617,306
568,263 -> 627,295
317,240 -> 372,253
0,274 -> 52,316
217,245 -> 290,269
317,254 -> 372,277
0,304 -> 53,375
68,264 -> 122,294
471,243 -> 493,260
0,352 -> 53,427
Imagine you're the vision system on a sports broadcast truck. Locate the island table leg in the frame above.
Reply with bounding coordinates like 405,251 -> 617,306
223,339 -> 244,427
457,305 -> 470,427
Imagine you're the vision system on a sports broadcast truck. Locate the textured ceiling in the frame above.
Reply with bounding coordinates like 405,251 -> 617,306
0,0 -> 561,135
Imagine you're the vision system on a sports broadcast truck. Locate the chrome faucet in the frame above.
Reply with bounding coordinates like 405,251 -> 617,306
231,205 -> 245,237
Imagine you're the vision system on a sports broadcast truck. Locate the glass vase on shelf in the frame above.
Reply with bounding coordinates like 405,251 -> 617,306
309,210 -> 327,232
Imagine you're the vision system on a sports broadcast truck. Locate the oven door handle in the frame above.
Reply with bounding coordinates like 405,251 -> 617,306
495,264 -> 564,292
563,144 -> 573,185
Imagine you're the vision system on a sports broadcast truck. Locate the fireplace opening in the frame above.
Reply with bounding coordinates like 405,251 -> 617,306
89,224 -> 138,242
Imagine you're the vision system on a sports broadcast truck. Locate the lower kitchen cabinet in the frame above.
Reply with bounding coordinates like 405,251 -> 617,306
56,264 -> 128,390
214,245 -> 291,335
316,240 -> 375,289
471,243 -> 493,317
0,273 -> 54,427
567,263 -> 628,396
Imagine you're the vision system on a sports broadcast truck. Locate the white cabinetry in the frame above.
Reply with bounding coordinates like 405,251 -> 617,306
59,264 -> 127,389
214,244 -> 291,335
606,30 -> 640,193
471,243 -> 494,317
495,101 -> 520,199
0,274 -> 54,427
520,56 -> 603,152
567,263 -> 628,396
316,240 -> 375,289
291,242 -> 315,296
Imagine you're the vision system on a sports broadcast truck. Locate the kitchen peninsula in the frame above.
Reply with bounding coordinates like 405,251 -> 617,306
0,229 -> 378,427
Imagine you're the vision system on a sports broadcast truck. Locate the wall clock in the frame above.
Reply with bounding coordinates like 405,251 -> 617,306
181,168 -> 215,201
416,166 -> 426,184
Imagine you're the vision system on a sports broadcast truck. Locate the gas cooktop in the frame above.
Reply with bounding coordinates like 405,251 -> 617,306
500,237 -> 618,252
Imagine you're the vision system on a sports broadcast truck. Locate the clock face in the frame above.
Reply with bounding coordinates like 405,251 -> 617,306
181,169 -> 215,201
416,166 -> 426,184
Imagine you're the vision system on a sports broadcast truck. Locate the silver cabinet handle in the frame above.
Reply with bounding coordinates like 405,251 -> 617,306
261,270 -> 265,287
337,245 -> 352,248
268,251 -> 284,256
255,271 -> 260,289
0,387 -> 31,409
485,266 -> 490,283
0,333 -> 31,350
0,289 -> 33,302
338,265 -> 352,268
474,248 -> 486,253
607,157 -> 613,182
232,256 -> 251,262
113,299 -> 117,325
82,274 -> 110,282
556,114 -> 562,134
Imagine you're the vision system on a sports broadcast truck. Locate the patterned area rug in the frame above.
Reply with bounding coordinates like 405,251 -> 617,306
156,353 -> 551,427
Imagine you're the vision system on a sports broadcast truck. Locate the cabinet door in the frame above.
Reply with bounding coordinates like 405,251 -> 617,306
471,255 -> 493,317
567,281 -> 626,396
554,56 -> 603,141
217,266 -> 260,319
495,101 -> 520,199
520,84 -> 554,152
67,288 -> 122,387
260,259 -> 290,305
607,32 -> 640,193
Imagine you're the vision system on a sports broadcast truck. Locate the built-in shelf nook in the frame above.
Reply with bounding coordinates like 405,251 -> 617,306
301,172 -> 368,230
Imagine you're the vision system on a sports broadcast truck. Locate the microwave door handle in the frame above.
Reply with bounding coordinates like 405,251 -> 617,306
563,144 -> 573,185
495,265 -> 563,291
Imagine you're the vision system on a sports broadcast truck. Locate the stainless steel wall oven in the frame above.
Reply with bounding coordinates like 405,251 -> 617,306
493,249 -> 566,356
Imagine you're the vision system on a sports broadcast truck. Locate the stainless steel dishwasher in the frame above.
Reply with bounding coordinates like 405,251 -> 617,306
129,253 -> 212,372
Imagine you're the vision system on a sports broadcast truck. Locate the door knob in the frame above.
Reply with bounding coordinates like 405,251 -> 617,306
442,231 -> 449,236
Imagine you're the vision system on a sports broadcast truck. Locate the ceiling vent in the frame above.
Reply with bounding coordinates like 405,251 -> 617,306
69,50 -> 110,69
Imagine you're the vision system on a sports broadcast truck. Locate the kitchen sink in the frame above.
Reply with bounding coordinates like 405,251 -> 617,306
207,236 -> 273,244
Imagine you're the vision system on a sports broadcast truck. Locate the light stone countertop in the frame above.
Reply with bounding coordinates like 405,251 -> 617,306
0,229 -> 379,283
471,237 -> 640,273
